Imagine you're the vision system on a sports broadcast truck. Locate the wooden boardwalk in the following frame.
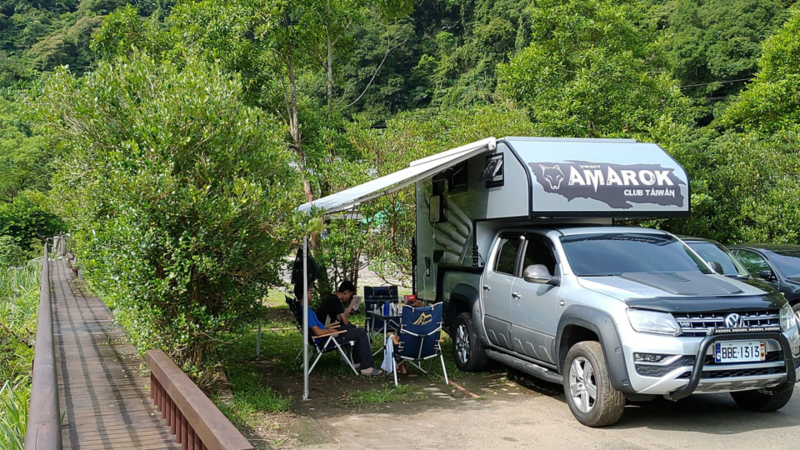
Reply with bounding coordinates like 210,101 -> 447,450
52,260 -> 180,449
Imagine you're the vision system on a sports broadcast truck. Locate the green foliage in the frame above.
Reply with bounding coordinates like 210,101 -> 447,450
716,7 -> 800,134
0,94 -> 48,203
0,379 -> 29,450
410,0 -> 533,107
658,0 -> 794,100
0,255 -> 39,448
0,236 -> 27,267
0,191 -> 66,249
35,52 -> 304,366
498,0 -> 694,139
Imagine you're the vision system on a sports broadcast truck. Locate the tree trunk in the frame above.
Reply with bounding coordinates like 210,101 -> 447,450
326,0 -> 333,113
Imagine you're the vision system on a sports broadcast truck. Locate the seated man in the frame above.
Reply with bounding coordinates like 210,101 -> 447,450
298,285 -> 382,376
316,280 -> 359,329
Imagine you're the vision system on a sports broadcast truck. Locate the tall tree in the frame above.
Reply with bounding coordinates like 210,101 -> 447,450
497,0 -> 694,139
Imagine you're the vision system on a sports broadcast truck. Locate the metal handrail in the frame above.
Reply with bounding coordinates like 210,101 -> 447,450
24,241 -> 62,450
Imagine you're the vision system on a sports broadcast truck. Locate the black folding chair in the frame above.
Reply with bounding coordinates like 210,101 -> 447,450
285,296 -> 359,375
364,286 -> 400,342
392,303 -> 449,387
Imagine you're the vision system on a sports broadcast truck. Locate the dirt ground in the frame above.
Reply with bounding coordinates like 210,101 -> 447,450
244,355 -> 545,449
240,349 -> 800,450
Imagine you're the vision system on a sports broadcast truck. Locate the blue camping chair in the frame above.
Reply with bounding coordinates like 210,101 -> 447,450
364,286 -> 400,345
392,303 -> 449,387
285,296 -> 359,376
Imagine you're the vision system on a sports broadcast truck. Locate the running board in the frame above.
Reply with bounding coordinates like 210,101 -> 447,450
486,349 -> 563,384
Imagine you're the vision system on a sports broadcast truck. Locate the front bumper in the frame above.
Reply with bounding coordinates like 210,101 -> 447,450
624,330 -> 800,397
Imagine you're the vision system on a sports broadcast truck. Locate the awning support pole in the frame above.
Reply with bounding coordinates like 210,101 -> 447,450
302,236 -> 310,400
256,300 -> 261,358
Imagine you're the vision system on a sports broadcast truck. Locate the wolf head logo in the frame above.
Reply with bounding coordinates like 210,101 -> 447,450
540,165 -> 565,190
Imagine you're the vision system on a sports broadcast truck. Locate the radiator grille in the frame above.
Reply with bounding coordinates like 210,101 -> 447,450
673,310 -> 780,337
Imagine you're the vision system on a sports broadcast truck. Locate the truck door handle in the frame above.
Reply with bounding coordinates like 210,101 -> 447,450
511,292 -> 521,299
483,285 -> 491,291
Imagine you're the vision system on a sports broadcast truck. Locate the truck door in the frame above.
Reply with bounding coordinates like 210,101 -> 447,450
509,235 -> 560,364
482,234 -> 522,349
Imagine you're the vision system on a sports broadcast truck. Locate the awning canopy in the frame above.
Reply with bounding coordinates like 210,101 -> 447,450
297,137 -> 497,215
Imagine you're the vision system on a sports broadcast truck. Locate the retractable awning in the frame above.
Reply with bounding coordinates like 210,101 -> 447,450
297,137 -> 497,215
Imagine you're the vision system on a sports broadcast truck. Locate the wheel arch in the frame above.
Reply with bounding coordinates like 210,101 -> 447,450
448,282 -> 493,348
556,305 -> 634,394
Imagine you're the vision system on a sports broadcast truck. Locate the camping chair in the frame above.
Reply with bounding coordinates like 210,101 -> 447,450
364,286 -> 400,344
285,296 -> 359,376
392,303 -> 449,387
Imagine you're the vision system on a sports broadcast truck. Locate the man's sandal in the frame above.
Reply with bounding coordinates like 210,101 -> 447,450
361,368 -> 383,376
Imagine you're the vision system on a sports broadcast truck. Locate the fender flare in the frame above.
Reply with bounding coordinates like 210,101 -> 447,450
449,283 -> 491,348
555,305 -> 634,393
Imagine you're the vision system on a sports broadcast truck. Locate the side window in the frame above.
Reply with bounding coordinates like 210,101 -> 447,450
522,239 -> 556,276
736,250 -> 770,277
495,238 -> 521,275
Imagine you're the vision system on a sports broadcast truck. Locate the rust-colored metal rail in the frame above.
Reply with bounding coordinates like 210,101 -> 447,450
24,242 -> 61,450
147,350 -> 253,450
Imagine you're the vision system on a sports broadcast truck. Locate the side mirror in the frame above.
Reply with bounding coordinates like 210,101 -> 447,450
709,261 -> 724,274
759,270 -> 775,281
523,264 -> 559,285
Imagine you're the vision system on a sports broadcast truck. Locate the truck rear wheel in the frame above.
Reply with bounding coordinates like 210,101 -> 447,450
453,312 -> 488,372
731,388 -> 794,412
563,341 -> 626,427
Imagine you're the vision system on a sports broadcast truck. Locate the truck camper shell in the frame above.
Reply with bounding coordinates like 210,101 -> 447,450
411,137 -> 689,302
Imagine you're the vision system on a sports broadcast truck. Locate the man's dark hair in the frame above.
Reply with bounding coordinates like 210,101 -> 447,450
337,280 -> 356,293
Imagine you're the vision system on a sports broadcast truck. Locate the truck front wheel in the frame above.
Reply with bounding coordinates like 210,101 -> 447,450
453,313 -> 488,372
731,388 -> 794,412
563,341 -> 626,427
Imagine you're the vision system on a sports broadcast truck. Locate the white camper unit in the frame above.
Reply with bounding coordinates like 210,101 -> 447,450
414,137 -> 690,304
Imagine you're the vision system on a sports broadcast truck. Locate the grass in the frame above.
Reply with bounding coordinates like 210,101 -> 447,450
0,379 -> 29,450
346,384 -> 425,405
0,258 -> 41,450
213,326 -> 293,429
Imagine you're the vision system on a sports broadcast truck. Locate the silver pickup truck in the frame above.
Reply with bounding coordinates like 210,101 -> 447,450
441,225 -> 800,426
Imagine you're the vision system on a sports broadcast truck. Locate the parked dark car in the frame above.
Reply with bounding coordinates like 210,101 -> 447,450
680,236 -> 751,278
729,245 -> 800,320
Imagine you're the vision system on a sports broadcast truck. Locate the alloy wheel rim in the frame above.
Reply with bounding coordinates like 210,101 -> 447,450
455,324 -> 470,364
568,356 -> 597,413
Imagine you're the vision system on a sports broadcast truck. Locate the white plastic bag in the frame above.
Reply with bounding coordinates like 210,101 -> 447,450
381,339 -> 394,374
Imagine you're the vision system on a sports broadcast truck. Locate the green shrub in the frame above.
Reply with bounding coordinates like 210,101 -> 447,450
0,236 -> 26,268
0,191 -> 66,250
35,52 -> 304,368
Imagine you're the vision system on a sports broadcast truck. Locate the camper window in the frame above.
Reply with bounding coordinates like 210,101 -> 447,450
495,238 -> 521,276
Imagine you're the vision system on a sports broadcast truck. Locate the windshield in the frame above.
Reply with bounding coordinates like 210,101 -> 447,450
686,241 -> 749,277
770,250 -> 800,278
560,233 -> 712,276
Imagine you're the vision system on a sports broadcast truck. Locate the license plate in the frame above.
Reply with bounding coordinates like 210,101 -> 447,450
714,341 -> 765,363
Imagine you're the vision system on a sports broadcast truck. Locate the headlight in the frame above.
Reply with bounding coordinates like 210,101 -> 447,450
780,302 -> 797,331
627,309 -> 681,336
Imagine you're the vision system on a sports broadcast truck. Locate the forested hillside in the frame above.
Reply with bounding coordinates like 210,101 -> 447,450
2,0 -> 800,368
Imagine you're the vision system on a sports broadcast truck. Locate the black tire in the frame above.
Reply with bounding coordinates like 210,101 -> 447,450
731,388 -> 794,412
563,341 -> 626,427
452,312 -> 489,372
